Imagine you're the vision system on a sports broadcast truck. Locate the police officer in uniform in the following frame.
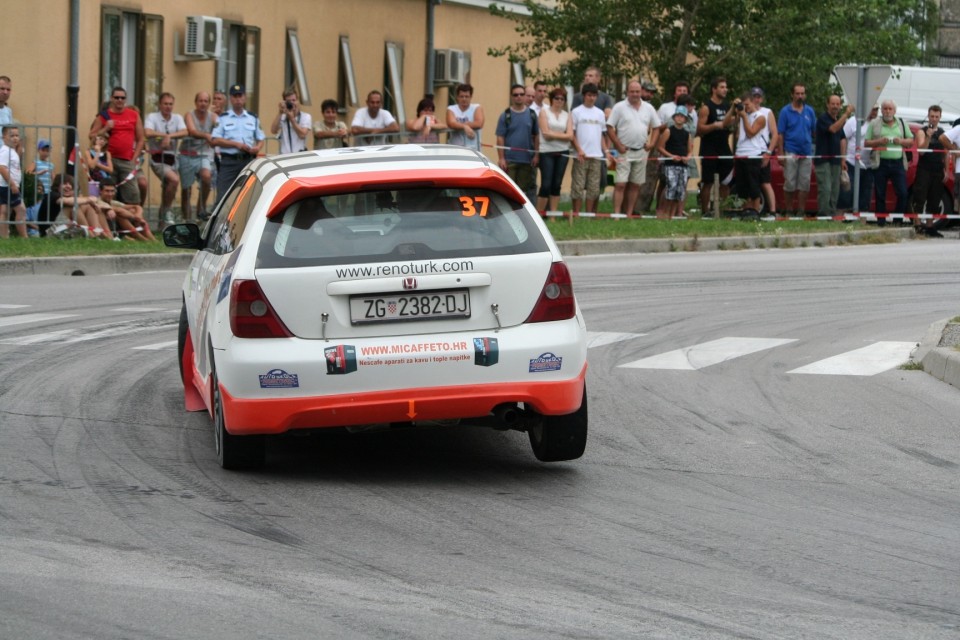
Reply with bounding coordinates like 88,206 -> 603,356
210,84 -> 265,203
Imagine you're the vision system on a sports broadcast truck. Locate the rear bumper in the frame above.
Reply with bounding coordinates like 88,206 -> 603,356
220,363 -> 586,435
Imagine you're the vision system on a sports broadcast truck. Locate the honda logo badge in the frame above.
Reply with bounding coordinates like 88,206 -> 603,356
402,277 -> 418,290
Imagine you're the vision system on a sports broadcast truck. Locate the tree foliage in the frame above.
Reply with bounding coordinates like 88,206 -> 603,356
489,0 -> 939,108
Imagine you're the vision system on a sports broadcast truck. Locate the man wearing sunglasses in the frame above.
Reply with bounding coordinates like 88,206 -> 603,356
91,86 -> 145,206
496,84 -> 540,202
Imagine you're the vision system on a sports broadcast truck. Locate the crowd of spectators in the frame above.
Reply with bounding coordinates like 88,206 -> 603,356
2,67 -> 960,240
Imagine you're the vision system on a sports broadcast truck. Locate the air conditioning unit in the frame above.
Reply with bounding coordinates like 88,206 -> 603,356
185,16 -> 222,58
435,49 -> 467,84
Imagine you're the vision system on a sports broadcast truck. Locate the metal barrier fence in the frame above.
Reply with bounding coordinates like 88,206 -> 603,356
0,124 -> 80,237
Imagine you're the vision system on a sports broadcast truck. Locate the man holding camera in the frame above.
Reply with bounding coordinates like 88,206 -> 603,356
270,89 -> 312,155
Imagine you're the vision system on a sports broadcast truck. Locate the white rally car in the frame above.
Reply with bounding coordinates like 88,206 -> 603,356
164,145 -> 587,469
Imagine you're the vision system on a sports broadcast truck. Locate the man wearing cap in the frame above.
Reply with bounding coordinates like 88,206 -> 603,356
606,80 -> 660,215
350,90 -> 399,146
777,83 -> 817,216
652,81 -> 699,213
90,86 -> 146,206
211,84 -> 265,202
750,87 -> 780,215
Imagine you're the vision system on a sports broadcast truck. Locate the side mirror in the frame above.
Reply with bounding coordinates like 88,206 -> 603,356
163,223 -> 203,249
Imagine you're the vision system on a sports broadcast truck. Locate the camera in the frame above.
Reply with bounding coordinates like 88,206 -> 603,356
735,102 -> 744,112
285,101 -> 294,110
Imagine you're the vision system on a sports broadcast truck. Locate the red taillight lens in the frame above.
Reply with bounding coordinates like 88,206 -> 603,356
229,279 -> 293,338
525,261 -> 576,323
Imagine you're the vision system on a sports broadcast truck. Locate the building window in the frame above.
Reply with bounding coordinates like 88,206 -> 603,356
512,62 -> 526,87
216,23 -> 261,113
100,8 -> 163,114
384,43 -> 405,124
285,29 -> 311,105
339,36 -> 358,109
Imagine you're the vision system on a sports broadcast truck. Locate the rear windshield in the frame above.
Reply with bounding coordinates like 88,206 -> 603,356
257,187 -> 549,267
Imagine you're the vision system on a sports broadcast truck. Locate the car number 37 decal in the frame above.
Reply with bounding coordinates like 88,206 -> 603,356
459,196 -> 489,217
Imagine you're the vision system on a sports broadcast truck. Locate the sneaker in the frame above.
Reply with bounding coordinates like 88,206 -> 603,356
163,209 -> 176,226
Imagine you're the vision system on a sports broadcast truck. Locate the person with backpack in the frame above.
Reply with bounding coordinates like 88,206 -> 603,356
865,99 -> 914,223
496,84 -> 540,203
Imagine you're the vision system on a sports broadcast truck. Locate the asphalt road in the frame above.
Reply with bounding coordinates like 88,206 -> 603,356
1,242 -> 958,639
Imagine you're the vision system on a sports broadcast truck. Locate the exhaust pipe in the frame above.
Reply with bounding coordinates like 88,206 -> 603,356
492,403 -> 521,429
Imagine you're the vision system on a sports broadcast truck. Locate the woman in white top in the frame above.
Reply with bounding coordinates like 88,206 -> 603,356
537,87 -> 574,212
446,83 -> 484,151
733,93 -> 768,215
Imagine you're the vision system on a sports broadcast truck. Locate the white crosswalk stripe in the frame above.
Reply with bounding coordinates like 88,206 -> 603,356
788,341 -> 917,376
133,340 -> 179,351
587,331 -> 647,348
0,313 -> 78,328
620,337 -> 798,370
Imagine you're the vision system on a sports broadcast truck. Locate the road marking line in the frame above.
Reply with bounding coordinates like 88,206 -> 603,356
788,341 -> 916,376
0,304 -> 30,309
133,340 -> 178,351
0,313 -> 77,329
620,337 -> 797,370
587,331 -> 647,348
111,307 -> 167,313
0,329 -> 76,345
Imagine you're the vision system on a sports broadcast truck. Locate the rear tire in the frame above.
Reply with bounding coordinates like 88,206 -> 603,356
528,388 -> 588,462
211,363 -> 265,470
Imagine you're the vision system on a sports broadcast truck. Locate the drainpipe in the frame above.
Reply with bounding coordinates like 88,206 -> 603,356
426,0 -> 440,96
67,0 -> 80,158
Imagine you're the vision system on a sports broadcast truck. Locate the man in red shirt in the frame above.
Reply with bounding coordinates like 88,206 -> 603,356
90,86 -> 145,205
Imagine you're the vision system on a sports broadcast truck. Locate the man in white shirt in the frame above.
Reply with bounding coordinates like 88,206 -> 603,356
351,90 -> 399,146
144,92 -> 188,224
570,84 -> 612,214
839,104 -> 877,212
606,80 -> 661,215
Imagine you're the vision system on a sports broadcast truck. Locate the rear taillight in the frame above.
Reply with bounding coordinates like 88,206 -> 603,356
525,261 -> 576,323
229,279 -> 293,338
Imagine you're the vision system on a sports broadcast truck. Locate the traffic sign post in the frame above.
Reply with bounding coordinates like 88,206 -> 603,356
834,65 -> 892,213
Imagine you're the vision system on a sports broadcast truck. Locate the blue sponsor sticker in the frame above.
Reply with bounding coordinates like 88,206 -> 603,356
259,368 -> 300,388
529,352 -> 562,373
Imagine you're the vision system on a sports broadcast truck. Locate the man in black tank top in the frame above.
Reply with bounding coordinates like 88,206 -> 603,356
697,77 -> 736,215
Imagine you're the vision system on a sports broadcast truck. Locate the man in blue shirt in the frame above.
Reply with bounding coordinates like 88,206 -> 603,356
496,84 -> 540,202
211,84 -> 265,203
777,83 -> 817,216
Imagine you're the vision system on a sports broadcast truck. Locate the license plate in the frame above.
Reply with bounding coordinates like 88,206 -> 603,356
350,289 -> 471,324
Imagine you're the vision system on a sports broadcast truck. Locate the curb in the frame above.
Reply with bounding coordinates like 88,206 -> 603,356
918,318 -> 960,390
0,252 -> 194,277
555,228 -> 915,256
0,228 -> 915,276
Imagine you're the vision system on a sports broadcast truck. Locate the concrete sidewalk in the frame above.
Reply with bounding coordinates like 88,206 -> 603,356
916,319 -> 960,391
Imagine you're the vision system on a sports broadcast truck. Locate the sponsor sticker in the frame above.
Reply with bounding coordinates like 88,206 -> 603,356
259,368 -> 300,388
474,337 -> 499,367
529,352 -> 562,373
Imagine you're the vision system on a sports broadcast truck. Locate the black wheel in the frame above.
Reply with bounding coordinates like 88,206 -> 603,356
177,302 -> 188,380
211,361 -> 265,470
528,388 -> 588,462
